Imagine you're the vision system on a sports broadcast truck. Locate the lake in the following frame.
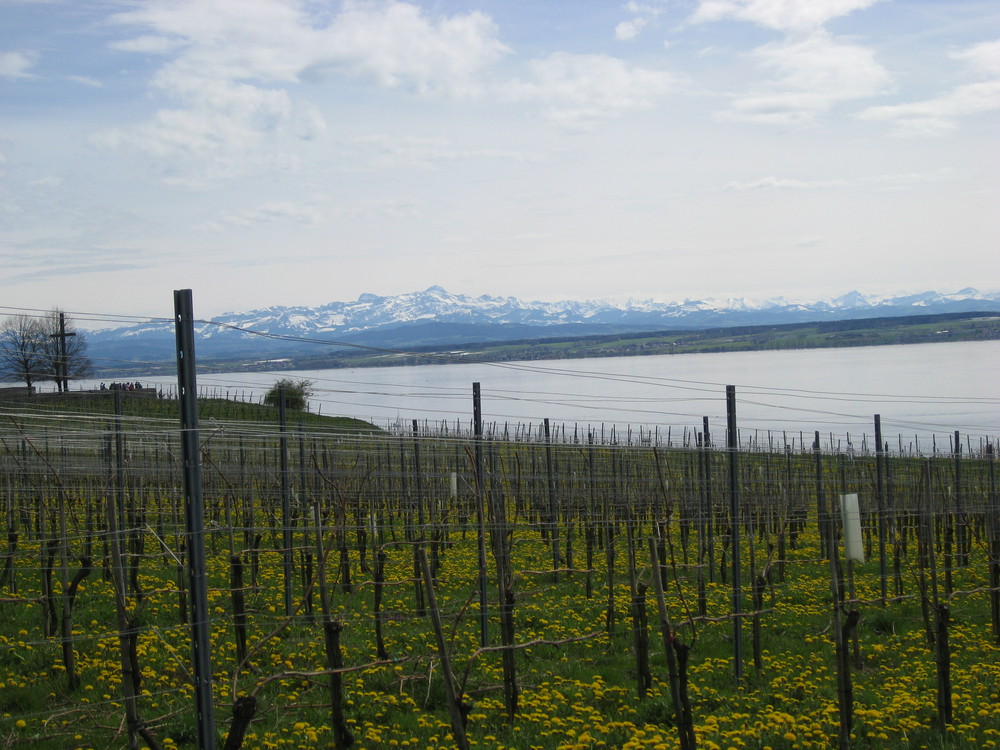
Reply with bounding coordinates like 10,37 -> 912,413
79,339 -> 999,453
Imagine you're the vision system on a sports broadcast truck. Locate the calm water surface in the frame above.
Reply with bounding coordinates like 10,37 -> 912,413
82,340 -> 999,449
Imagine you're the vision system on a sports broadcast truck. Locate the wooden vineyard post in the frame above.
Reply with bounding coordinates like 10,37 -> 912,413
988,444 -> 1000,643
298,427 -> 314,622
106,489 -> 160,750
874,414 -> 888,605
954,431 -> 968,568
230,555 -> 248,669
585,433 -> 595,599
924,461 -> 953,733
279,391 -> 293,619
917,461 -> 936,646
935,600 -> 953,733
814,431 -> 829,560
412,420 -> 425,618
0,472 -> 17,592
627,522 -> 651,699
827,458 -> 858,750
56,479 -> 80,692
373,547 -> 389,660
648,537 -> 696,750
888,449 -> 904,598
312,501 -> 355,749
419,547 -> 470,750
604,446 -> 616,635
486,444 -> 518,720
544,418 -> 559,580
17,433 -> 90,692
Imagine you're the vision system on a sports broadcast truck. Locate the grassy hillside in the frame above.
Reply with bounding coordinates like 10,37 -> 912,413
0,390 -> 381,433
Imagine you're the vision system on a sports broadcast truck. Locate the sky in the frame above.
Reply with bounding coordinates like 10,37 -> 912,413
1,0 -> 998,325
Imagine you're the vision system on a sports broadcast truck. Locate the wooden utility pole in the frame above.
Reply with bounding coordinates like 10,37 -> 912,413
48,312 -> 75,392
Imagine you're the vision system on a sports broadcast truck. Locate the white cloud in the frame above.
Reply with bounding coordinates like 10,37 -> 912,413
615,18 -> 648,41
720,31 -> 892,124
211,197 -> 418,228
110,35 -> 185,54
691,0 -> 883,33
615,1 -> 666,41
858,39 -> 1000,135
957,38 -> 1000,76
724,176 -> 851,190
350,134 -> 545,170
224,201 -> 332,227
98,0 -> 510,181
314,1 -> 510,95
109,0 -> 508,93
723,169 -> 961,192
29,176 -> 64,189
93,76 -> 324,185
792,235 -> 825,248
503,52 -> 676,126
689,0 -> 891,125
627,1 -> 664,11
0,50 -> 37,79
67,75 -> 103,88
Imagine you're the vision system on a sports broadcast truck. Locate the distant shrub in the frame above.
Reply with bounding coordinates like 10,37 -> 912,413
263,378 -> 313,411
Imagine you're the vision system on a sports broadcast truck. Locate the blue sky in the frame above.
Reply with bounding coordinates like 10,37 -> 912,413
2,0 -> 998,323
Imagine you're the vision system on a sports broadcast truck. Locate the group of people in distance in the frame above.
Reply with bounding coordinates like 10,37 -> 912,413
100,381 -> 144,391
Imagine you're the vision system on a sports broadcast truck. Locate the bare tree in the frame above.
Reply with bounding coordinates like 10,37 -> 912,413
0,311 -> 93,391
0,315 -> 46,389
39,310 -> 93,391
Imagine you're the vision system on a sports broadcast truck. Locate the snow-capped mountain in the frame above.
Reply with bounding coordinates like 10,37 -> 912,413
87,286 -> 1000,365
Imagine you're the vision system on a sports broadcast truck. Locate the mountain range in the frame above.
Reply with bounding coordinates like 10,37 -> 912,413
87,286 -> 1000,367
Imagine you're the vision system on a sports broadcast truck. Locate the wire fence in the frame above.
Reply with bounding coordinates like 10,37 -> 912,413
1,387 -> 999,749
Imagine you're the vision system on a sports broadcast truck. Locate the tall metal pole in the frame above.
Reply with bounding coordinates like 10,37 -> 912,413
726,385 -> 743,681
954,430 -> 966,567
702,416 -> 713,583
875,414 -> 888,605
173,289 -> 217,749
114,388 -> 127,552
473,382 -> 488,646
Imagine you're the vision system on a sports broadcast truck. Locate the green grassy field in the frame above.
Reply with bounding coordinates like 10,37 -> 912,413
2,520 -> 999,749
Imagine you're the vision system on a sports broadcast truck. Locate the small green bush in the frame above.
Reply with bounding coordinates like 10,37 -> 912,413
263,378 -> 313,411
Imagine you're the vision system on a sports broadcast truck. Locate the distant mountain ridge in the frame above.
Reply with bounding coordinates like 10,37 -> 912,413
87,286 -> 1000,365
